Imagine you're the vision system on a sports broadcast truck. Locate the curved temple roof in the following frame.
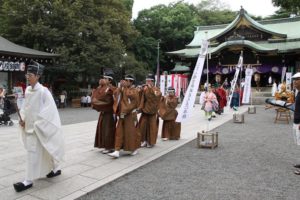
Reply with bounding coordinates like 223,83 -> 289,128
210,40 -> 278,54
208,8 -> 287,42
168,8 -> 300,58
0,36 -> 59,58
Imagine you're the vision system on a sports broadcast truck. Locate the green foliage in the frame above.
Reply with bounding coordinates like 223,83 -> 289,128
133,2 -> 199,72
132,0 -> 236,72
272,0 -> 300,14
0,0 -> 141,87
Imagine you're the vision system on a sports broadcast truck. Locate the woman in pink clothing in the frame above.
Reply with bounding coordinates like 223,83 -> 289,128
203,85 -> 218,120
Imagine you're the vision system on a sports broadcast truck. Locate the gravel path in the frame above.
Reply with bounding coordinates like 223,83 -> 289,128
78,107 -> 300,200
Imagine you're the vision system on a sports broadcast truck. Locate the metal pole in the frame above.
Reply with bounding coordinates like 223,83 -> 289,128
156,39 -> 161,87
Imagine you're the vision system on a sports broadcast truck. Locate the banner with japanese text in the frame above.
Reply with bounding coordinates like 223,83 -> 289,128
176,40 -> 209,122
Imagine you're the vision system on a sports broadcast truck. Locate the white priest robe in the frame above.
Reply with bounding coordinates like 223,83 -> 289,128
20,82 -> 64,180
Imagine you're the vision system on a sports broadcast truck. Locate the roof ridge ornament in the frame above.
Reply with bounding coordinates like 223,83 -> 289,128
240,6 -> 246,15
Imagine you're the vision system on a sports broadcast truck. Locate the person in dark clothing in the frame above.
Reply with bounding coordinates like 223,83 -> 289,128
180,88 -> 184,103
291,72 -> 300,175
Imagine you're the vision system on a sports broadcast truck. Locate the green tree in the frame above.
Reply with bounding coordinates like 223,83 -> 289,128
133,2 -> 199,72
133,0 -> 236,73
0,0 -> 140,86
272,0 -> 300,14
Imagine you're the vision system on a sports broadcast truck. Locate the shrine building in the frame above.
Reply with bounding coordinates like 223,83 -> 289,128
167,8 -> 300,87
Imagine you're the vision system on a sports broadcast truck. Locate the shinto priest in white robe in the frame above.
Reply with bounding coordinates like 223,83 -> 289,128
20,82 -> 64,180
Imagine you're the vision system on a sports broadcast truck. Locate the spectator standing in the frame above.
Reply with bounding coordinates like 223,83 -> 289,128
59,92 -> 66,108
81,95 -> 87,107
291,73 -> 300,175
86,94 -> 91,107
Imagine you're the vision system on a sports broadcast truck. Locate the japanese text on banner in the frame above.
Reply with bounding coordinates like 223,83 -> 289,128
176,40 -> 209,122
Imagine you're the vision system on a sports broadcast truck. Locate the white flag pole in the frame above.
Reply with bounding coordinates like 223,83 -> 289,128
227,51 -> 243,109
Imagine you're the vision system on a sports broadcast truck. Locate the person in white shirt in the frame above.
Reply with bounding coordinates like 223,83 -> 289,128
81,95 -> 87,107
86,94 -> 91,107
13,61 -> 64,192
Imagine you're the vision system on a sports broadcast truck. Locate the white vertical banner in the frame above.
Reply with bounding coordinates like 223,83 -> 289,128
227,52 -> 243,108
167,75 -> 172,88
281,66 -> 287,83
176,40 -> 209,122
160,75 -> 166,95
174,75 -> 179,96
242,68 -> 253,104
286,72 -> 292,91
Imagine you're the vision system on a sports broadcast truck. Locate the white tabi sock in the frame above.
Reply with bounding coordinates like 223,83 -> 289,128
22,180 -> 33,186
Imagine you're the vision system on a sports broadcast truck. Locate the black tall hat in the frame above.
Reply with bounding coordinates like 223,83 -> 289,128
125,74 -> 135,81
167,87 -> 175,92
146,74 -> 155,81
103,72 -> 114,80
27,61 -> 45,76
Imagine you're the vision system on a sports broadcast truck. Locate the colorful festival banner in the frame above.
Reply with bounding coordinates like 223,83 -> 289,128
227,52 -> 243,107
242,68 -> 253,104
176,40 -> 209,122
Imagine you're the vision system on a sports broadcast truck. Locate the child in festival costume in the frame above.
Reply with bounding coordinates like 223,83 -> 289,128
203,84 -> 218,120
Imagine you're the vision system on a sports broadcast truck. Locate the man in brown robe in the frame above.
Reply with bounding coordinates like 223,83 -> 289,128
108,75 -> 140,158
139,74 -> 162,148
158,87 -> 181,140
92,74 -> 115,154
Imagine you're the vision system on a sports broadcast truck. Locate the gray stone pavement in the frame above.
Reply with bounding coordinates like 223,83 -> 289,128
10,107 -> 99,125
79,106 -> 300,200
1,105 -> 294,200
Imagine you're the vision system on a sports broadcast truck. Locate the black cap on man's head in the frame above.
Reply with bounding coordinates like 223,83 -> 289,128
27,61 -> 45,76
167,87 -> 175,92
125,74 -> 135,81
146,74 -> 155,81
103,72 -> 114,80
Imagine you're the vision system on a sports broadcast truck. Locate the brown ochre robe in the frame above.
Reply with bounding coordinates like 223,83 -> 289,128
113,86 -> 140,151
158,95 -> 181,140
92,85 -> 115,149
138,86 -> 162,145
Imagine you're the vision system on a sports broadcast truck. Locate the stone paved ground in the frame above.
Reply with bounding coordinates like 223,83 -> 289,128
1,105 -> 242,200
79,107 -> 300,200
10,107 -> 99,125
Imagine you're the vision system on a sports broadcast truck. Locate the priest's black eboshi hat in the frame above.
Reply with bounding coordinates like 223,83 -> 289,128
125,74 -> 135,81
27,61 -> 45,76
103,72 -> 114,80
145,74 -> 155,81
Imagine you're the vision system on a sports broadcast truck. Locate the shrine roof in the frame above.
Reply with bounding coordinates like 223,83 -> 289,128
0,36 -> 59,58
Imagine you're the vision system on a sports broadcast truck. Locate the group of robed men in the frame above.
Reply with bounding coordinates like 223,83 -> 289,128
12,62 -> 181,193
91,73 -> 181,158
